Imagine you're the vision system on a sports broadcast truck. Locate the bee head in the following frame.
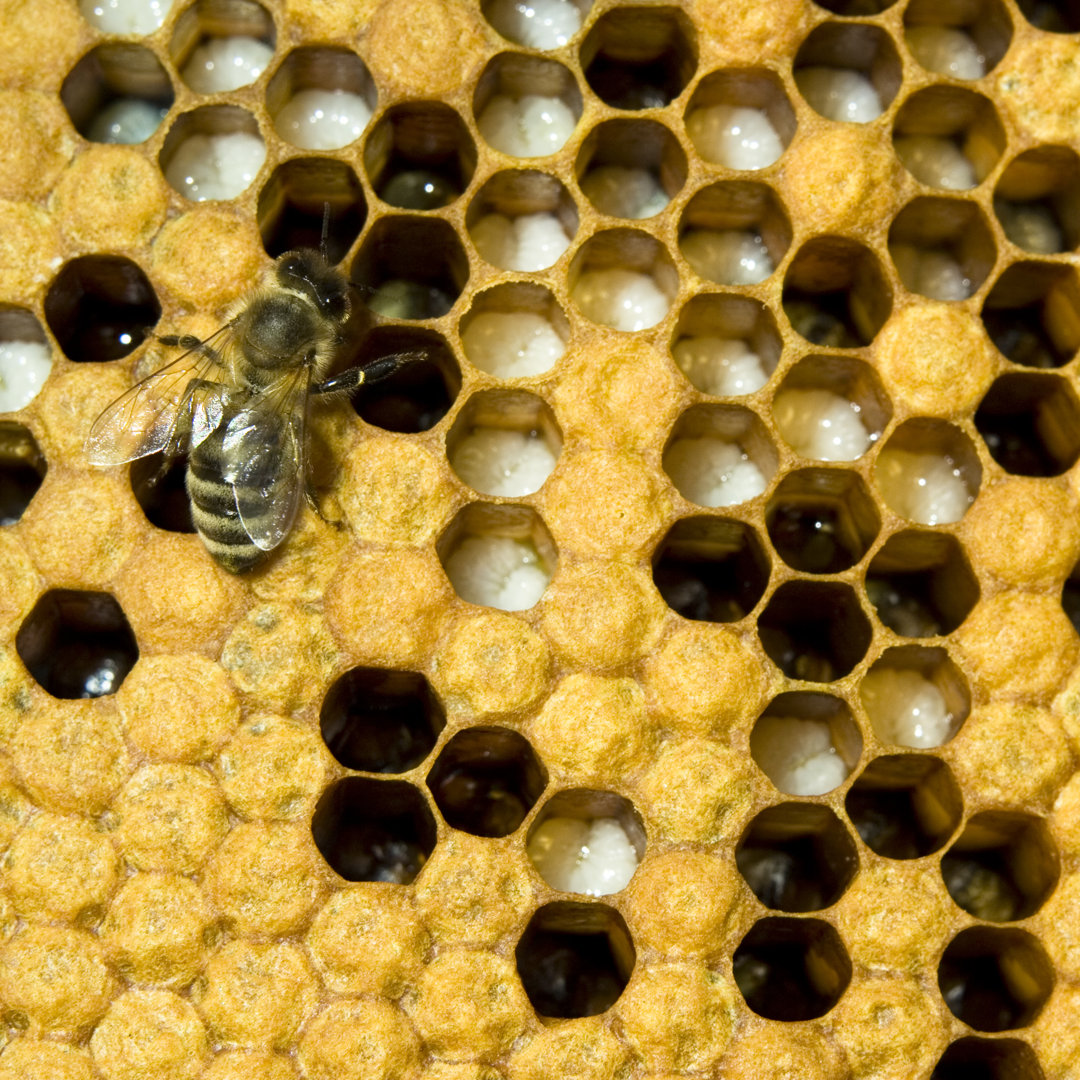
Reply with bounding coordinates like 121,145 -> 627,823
276,249 -> 351,325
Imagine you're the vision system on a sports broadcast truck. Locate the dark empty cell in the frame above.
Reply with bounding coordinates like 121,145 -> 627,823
586,54 -> 682,110
942,853 -> 1023,923
516,902 -> 634,1019
310,777 -> 436,884
1016,0 -> 1080,31
983,305 -> 1067,369
938,928 -> 1054,1032
16,590 -> 138,699
320,667 -> 444,773
768,505 -> 860,574
130,453 -> 195,533
733,917 -> 851,1022
932,1037 -> 1045,1080
0,425 -> 46,526
782,295 -> 859,349
865,575 -> 942,637
1064,564 -> 1080,631
814,0 -> 895,11
427,726 -> 545,838
45,257 -> 160,363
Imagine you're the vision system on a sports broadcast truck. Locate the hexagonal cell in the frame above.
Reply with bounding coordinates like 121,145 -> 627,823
888,197 -> 996,302
733,917 -> 852,1021
845,754 -> 962,859
516,901 -> 635,1019
736,803 -> 859,912
994,145 -> 1080,254
483,0 -> 591,50
526,789 -> 646,896
267,46 -> 375,151
438,503 -> 557,611
16,590 -> 138,699
44,256 -> 160,363
569,229 -> 678,332
670,293 -> 781,396
941,811 -> 1059,922
0,423 -> 46,526
865,530 -> 979,637
350,327 -> 461,433
473,52 -> 582,158
78,0 -> 174,34
580,6 -> 697,110
256,158 -> 366,262
860,645 -> 970,749
352,216 -> 468,320
766,469 -> 880,575
60,43 -> 173,144
130,452 -> 194,533
873,419 -> 980,525
981,262 -> 1080,369
750,692 -> 863,797
903,0 -> 1013,80
683,67 -> 795,171
311,777 -> 436,884
662,404 -> 777,508
1016,0 -> 1080,31
652,516 -> 770,623
458,282 -> 569,379
892,86 -> 1005,191
814,0 -> 896,13
938,928 -> 1054,1031
679,181 -> 792,289
793,22 -> 902,124
782,237 -> 892,348
446,389 -> 561,497
974,372 -> 1080,476
575,118 -> 687,220
467,169 -> 578,273
320,667 -> 446,774
0,307 -> 52,411
758,581 -> 872,682
427,726 -> 546,838
932,1037 -> 1045,1080
1064,556 -> 1080,632
160,105 -> 266,201
169,0 -> 275,93
772,354 -> 890,463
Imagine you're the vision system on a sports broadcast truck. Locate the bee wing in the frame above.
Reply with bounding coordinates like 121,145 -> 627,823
220,366 -> 310,553
85,326 -> 234,466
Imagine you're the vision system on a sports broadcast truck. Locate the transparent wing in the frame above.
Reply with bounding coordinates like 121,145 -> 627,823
85,325 -> 235,466
221,366 -> 310,553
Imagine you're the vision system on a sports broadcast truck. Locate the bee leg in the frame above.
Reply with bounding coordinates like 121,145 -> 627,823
304,483 -> 346,530
157,334 -> 226,365
311,351 -> 426,398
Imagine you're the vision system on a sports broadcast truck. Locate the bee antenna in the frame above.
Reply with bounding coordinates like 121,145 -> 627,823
320,201 -> 331,262
347,279 -> 376,296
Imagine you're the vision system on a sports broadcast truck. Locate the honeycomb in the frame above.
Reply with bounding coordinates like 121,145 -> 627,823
1,0 -> 1079,1076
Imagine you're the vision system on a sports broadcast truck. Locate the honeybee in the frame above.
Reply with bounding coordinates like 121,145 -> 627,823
86,248 -> 415,573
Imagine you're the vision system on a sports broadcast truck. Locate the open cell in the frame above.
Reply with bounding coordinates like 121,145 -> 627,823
981,262 -> 1080,369
427,726 -> 546,838
256,158 -> 365,263
941,811 -> 1059,922
662,404 -> 777,508
766,469 -> 880,576
932,1038 -> 1045,1080
733,917 -> 851,1022
793,23 -> 902,124
459,283 -> 568,379
860,645 -> 969,749
526,789 -> 645,896
0,307 -> 52,412
569,229 -> 678,332
995,145 -> 1080,254
575,118 -> 687,220
438,503 -> 556,611
684,67 -> 794,171
161,106 -> 265,201
865,530 -> 979,638
447,389 -> 561,497
483,0 -> 590,50
903,0 -> 1013,80
170,0 -> 275,94
652,516 -> 770,623
130,453 -> 194,534
320,667 -> 445,774
670,293 -> 781,397
757,580 -> 872,683
311,777 -> 436,884
974,372 -> 1080,477
1016,0 -> 1080,32
1065,558 -> 1080,633
516,902 -> 634,1018
580,6 -> 697,110
0,423 -> 46,526
737,803 -> 859,911
267,47 -> 375,151
750,693 -> 862,797
846,754 -> 962,859
813,0 -> 896,13
874,420 -> 980,526
782,237 -> 892,348
474,53 -> 581,158
16,590 -> 138,700
79,0 -> 174,35
45,256 -> 160,364
938,928 -> 1054,1031
61,44 -> 173,145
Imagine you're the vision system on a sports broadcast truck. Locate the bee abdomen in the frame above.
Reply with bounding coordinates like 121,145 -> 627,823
187,450 -> 265,574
